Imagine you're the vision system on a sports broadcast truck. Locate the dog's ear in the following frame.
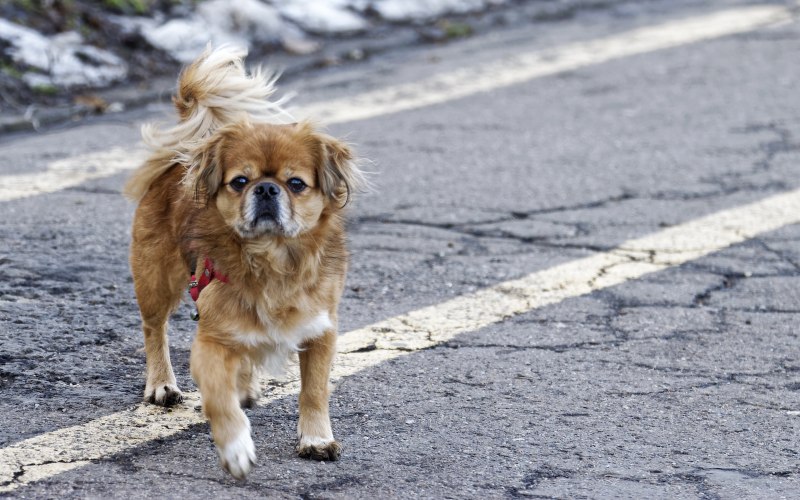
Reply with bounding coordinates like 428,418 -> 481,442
307,126 -> 366,206
188,132 -> 226,205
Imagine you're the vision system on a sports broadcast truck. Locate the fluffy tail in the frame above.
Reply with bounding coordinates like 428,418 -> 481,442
125,45 -> 293,201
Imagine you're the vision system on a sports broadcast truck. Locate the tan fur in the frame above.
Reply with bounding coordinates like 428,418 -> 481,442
127,47 -> 364,478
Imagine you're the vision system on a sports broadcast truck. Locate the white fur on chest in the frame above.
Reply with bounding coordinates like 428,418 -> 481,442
233,311 -> 333,375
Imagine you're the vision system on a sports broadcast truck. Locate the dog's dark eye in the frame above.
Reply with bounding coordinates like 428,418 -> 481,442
287,177 -> 307,193
229,176 -> 248,192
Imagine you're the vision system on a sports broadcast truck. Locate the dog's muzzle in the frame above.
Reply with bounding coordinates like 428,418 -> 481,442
253,182 -> 281,221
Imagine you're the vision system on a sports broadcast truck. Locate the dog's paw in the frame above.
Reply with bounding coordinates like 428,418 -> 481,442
219,428 -> 257,479
144,384 -> 184,407
297,436 -> 342,461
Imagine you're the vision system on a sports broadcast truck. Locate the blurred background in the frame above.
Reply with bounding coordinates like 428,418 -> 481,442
0,0 -> 619,130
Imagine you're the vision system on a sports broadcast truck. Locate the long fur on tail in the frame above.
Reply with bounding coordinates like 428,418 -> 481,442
124,45 -> 294,201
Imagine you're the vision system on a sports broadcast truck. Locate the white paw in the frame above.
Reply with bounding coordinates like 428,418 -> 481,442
218,427 -> 257,479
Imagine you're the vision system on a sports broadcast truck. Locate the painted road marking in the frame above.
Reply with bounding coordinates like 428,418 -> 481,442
0,148 -> 147,202
297,4 -> 796,124
0,3 -> 795,202
3,187 -> 800,492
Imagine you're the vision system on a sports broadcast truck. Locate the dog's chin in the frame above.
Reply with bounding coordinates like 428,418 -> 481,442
236,216 -> 301,240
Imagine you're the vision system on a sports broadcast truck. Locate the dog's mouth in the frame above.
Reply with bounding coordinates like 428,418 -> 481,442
239,215 -> 282,236
237,212 -> 300,239
253,213 -> 283,231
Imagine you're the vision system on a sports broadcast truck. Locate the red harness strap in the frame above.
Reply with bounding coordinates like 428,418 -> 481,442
189,257 -> 229,302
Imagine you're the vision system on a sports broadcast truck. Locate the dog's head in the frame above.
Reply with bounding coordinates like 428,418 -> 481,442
188,121 -> 363,239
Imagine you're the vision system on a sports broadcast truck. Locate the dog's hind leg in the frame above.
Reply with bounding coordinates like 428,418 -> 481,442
237,357 -> 262,408
130,241 -> 186,406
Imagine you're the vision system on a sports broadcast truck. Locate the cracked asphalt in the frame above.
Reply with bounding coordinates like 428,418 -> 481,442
1,0 -> 799,497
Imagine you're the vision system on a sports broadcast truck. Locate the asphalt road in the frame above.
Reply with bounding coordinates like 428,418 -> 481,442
1,0 -> 799,498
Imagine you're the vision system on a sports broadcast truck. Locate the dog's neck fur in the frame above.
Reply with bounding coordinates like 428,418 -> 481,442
181,204 -> 345,323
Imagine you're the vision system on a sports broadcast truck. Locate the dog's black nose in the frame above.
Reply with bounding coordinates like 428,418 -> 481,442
253,182 -> 280,198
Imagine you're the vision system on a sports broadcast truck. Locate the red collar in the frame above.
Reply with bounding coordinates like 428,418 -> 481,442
189,257 -> 228,302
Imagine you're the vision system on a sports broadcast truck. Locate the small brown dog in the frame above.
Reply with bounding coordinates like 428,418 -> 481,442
125,46 -> 364,478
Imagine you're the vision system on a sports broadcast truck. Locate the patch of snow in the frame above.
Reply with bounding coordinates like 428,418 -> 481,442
0,19 -> 127,88
130,0 -> 311,63
137,18 -> 218,63
274,0 -> 368,34
197,0 -> 290,44
360,0 -> 507,22
125,0 -> 497,63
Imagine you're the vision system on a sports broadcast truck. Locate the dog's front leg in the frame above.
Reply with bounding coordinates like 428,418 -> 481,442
297,329 -> 341,460
191,337 -> 256,478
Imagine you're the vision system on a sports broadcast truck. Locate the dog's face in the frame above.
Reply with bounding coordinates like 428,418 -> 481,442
190,121 -> 358,239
